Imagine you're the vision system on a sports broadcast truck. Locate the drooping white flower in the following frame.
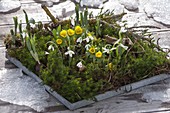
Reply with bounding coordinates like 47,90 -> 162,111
102,47 -> 116,54
45,51 -> 49,55
80,0 -> 84,7
65,47 -> 75,57
120,27 -> 127,33
119,43 -> 128,50
85,44 -> 91,50
110,47 -> 116,51
102,47 -> 110,54
71,19 -> 75,26
83,35 -> 94,43
30,23 -> 36,28
48,45 -> 54,51
22,32 -> 27,39
76,37 -> 83,43
83,37 -> 90,43
76,61 -> 83,68
167,54 -> 170,59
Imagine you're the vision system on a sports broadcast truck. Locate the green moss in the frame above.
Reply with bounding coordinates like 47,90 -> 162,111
5,8 -> 170,103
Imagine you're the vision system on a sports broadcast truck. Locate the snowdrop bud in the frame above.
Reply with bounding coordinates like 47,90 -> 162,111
71,19 -> 75,26
45,51 -> 49,55
85,44 -> 91,50
77,37 -> 83,43
80,0 -> 83,7
48,45 -> 54,51
120,27 -> 127,33
76,62 -> 83,68
30,23 -> 36,28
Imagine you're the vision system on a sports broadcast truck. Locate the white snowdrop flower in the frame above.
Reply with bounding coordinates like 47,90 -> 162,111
89,35 -> 94,40
85,44 -> 91,50
87,35 -> 94,41
120,27 -> 127,33
22,32 -> 27,38
30,23 -> 36,28
110,47 -> 116,51
87,32 -> 94,40
83,34 -> 94,43
119,43 -> 128,50
119,22 -> 125,27
48,45 -> 54,51
167,53 -> 170,59
102,47 -> 110,54
45,51 -> 49,55
76,61 -> 83,68
71,19 -> 75,26
77,37 -> 83,43
80,0 -> 84,7
83,37 -> 90,43
65,47 -> 75,57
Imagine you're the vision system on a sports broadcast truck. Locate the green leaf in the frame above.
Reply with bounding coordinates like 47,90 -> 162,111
52,29 -> 57,38
95,19 -> 101,37
84,8 -> 88,26
80,12 -> 83,26
57,25 -> 61,34
19,21 -> 24,44
30,35 -> 36,53
13,17 -> 18,36
75,4 -> 80,25
10,29 -> 16,44
23,10 -> 31,37
26,37 -> 32,51
23,10 -> 29,25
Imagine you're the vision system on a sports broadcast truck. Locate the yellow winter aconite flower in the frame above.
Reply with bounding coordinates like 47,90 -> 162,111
95,51 -> 102,58
67,29 -> 75,36
60,30 -> 67,38
56,39 -> 63,45
108,63 -> 112,70
89,47 -> 95,54
75,26 -> 83,35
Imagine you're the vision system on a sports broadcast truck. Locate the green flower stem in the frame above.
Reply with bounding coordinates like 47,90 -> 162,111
67,35 -> 71,47
119,30 -> 123,42
23,10 -> 31,38
13,17 -> 18,36
107,53 -> 111,65
67,35 -> 72,67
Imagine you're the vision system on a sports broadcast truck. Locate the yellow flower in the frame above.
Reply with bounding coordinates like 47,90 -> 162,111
75,26 -> 83,35
108,63 -> 112,70
89,47 -> 95,54
95,51 -> 102,58
56,39 -> 63,45
60,30 -> 67,38
67,29 -> 75,36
